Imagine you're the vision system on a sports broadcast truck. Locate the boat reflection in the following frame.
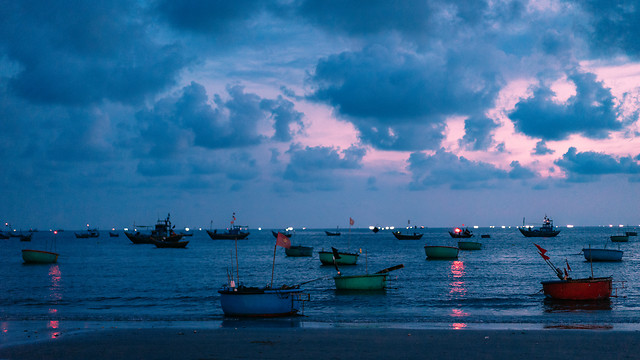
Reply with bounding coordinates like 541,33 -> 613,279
543,298 -> 612,313
221,318 -> 302,329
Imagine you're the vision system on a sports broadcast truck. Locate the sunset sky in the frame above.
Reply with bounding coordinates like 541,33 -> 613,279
1,0 -> 639,230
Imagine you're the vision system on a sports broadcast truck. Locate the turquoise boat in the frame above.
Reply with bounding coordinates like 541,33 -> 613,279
319,250 -> 358,265
285,245 -> 313,257
22,249 -> 59,264
334,273 -> 388,290
424,245 -> 459,259
582,248 -> 623,262
458,241 -> 482,250
218,286 -> 307,317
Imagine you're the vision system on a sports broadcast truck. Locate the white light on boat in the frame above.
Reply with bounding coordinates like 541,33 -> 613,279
567,225 -> 574,228
369,226 -> 374,230
390,226 -> 395,230
185,227 -> 190,232
198,228 -> 202,231
619,224 -> 624,227
501,226 -> 506,229
473,226 -> 478,229
124,228 -> 129,231
258,227 -> 262,231
609,224 -> 613,227
286,226 -> 293,231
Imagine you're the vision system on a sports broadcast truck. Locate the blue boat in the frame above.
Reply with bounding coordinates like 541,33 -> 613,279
582,248 -> 623,262
218,286 -> 307,317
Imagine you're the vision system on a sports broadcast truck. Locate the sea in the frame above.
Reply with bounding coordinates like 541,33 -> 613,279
2,226 -> 640,338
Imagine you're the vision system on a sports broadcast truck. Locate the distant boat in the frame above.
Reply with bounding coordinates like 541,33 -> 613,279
22,249 -> 59,264
179,232 -> 194,237
109,231 -> 119,237
0,232 -> 9,239
519,216 -> 560,237
152,239 -> 189,248
610,235 -> 629,242
424,245 -> 459,259
582,248 -> 623,262
333,264 -> 404,291
458,241 -> 482,250
325,230 -> 341,236
626,231 -> 637,236
218,285 -> 306,317
124,231 -> 153,244
392,231 -> 423,240
272,230 -> 293,238
207,214 -> 250,240
125,213 -> 181,244
319,250 -> 359,265
285,245 -> 313,257
449,227 -> 473,238
18,233 -> 32,242
481,234 -> 491,238
75,228 -> 99,238
372,226 -> 380,233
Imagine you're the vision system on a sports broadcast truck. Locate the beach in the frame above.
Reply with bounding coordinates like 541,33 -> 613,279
3,325 -> 640,360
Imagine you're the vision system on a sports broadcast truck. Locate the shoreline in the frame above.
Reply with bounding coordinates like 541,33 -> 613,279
3,325 -> 640,359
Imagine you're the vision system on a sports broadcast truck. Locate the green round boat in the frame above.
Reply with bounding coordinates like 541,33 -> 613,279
319,250 -> 359,265
457,241 -> 482,250
334,273 -> 388,290
424,245 -> 459,259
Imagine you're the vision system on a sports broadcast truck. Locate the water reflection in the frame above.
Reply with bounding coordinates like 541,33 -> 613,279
449,260 -> 466,298
48,264 -> 61,339
543,298 -> 612,313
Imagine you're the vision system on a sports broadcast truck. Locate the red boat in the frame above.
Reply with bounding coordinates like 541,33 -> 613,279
541,277 -> 612,300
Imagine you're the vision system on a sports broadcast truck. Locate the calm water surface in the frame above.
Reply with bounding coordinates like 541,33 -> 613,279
1,227 -> 639,330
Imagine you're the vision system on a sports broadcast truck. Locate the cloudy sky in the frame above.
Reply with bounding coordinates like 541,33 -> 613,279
1,0 -> 639,230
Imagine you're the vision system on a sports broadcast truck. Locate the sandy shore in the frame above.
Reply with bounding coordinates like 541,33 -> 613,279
2,326 -> 640,360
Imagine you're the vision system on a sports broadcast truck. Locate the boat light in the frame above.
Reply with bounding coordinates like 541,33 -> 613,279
454,227 -> 461,233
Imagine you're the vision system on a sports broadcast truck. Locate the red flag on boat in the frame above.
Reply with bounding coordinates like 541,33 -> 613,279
540,253 -> 550,260
566,259 -> 571,271
564,268 -> 569,277
276,232 -> 291,249
534,243 -> 547,255
349,217 -> 355,226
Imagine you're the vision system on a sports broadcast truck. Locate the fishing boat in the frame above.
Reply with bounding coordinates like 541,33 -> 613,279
208,214 -> 250,240
218,285 -> 306,317
333,264 -> 404,291
109,231 -> 119,237
18,233 -> 32,242
152,239 -> 189,248
272,230 -> 293,238
285,245 -> 314,257
519,215 -> 560,237
125,213 -> 181,244
626,231 -> 637,236
319,249 -> 359,265
74,228 -> 99,238
481,234 -> 491,238
534,243 -> 613,300
458,241 -> 482,250
424,245 -> 459,259
124,231 -> 153,244
610,235 -> 629,242
449,227 -> 473,238
22,249 -> 59,264
392,231 -> 423,240
582,248 -> 623,262
325,230 -> 341,236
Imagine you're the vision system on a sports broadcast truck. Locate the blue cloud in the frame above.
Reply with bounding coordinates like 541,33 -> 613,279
532,141 -> 555,156
459,115 -> 499,151
554,147 -> 640,182
156,0 -> 265,34
407,149 -> 510,189
509,71 -> 622,140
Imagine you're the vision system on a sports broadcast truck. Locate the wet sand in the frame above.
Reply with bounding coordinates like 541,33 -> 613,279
2,327 -> 640,360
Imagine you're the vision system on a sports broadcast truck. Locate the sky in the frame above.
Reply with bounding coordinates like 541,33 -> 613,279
1,0 -> 639,230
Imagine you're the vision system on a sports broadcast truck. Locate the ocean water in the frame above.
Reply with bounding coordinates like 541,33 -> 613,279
1,227 -> 639,330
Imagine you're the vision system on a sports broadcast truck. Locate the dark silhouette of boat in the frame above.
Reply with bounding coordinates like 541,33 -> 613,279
125,214 -> 181,244
207,213 -> 250,240
75,228 -> 99,238
520,215 -> 560,237
109,231 -> 119,237
392,231 -> 423,240
152,238 -> 189,248
449,227 -> 473,238
325,230 -> 341,236
271,230 -> 293,238
372,226 -> 380,233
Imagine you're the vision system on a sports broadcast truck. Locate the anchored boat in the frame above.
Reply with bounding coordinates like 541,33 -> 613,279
424,245 -> 459,259
319,250 -> 359,265
22,249 -> 59,264
285,245 -> 313,257
458,241 -> 482,250
519,215 -> 560,237
207,213 -> 250,240
218,285 -> 307,317
449,227 -> 473,238
582,248 -> 623,262
610,235 -> 629,242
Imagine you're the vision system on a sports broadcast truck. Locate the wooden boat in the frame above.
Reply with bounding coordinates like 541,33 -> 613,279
285,245 -> 313,257
208,226 -> 249,240
124,231 -> 154,244
218,285 -> 306,317
272,230 -> 293,238
109,231 -> 119,237
626,231 -> 638,236
392,231 -> 423,240
334,273 -> 388,290
325,231 -> 341,236
610,235 -> 629,242
458,241 -> 482,250
424,245 -> 459,259
74,228 -> 99,238
481,234 -> 490,238
22,249 -> 59,264
126,213 -> 183,244
541,277 -> 612,300
582,248 -> 623,262
319,250 -> 359,265
152,239 -> 189,248
18,233 -> 32,242
449,227 -> 473,238
519,215 -> 560,237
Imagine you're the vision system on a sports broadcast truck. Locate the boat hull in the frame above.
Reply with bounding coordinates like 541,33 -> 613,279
626,231 -> 637,236
582,248 -> 623,262
519,228 -> 560,237
285,245 -> 313,257
541,277 -> 612,300
334,274 -> 388,290
424,246 -> 459,259
318,251 -> 359,265
124,232 -> 154,244
448,231 -> 472,238
325,231 -> 341,236
22,249 -> 59,264
153,240 -> 189,248
392,232 -> 423,240
207,230 -> 250,240
610,235 -> 629,242
218,287 -> 304,317
458,241 -> 482,250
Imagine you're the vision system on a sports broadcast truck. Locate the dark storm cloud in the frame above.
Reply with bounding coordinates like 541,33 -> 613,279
509,71 -> 622,141
156,0 -> 265,33
532,141 -> 555,156
282,144 -> 366,190
508,160 -> 536,180
308,44 -> 503,151
554,147 -> 640,182
407,149 -> 510,190
574,0 -> 640,58
0,1 -> 188,106
133,82 -> 303,157
459,115 -> 500,151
